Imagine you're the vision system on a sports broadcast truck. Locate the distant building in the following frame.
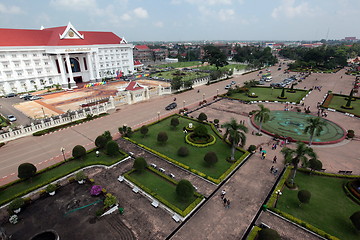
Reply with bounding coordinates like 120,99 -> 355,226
0,22 -> 134,95
343,37 -> 357,41
133,45 -> 153,63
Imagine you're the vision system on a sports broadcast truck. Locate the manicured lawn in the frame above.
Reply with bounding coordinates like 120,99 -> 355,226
197,64 -> 246,71
155,61 -> 202,68
129,116 -> 246,180
0,150 -> 127,206
323,94 -> 360,117
128,169 -> 198,211
152,70 -> 209,81
228,86 -> 308,103
277,171 -> 360,240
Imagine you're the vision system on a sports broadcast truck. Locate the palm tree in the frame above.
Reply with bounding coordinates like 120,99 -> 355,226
303,117 -> 326,146
281,142 -> 317,185
222,118 -> 248,161
254,104 -> 270,134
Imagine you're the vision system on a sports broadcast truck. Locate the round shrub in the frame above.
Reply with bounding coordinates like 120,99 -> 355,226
308,159 -> 322,171
347,130 -> 355,138
104,193 -> 117,209
193,124 -> 208,137
18,163 -> 37,180
133,157 -> 147,172
140,125 -> 149,137
170,117 -> 180,128
45,184 -> 57,193
177,146 -> 189,157
157,132 -> 168,144
8,198 -> 25,212
198,112 -> 208,121
106,140 -> 119,156
176,179 -> 194,201
258,228 -> 280,240
214,119 -> 219,124
102,130 -> 112,142
75,171 -> 87,181
204,151 -> 218,166
350,211 -> 360,231
95,135 -> 107,149
298,190 -> 311,205
90,185 -> 102,196
72,145 -> 86,159
248,145 -> 257,152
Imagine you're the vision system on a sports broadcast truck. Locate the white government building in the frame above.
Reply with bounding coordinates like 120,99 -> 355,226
0,22 -> 135,95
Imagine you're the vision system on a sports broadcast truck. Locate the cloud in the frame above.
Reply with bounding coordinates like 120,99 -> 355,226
50,0 -> 97,11
154,21 -> 164,28
0,3 -> 24,14
218,9 -> 235,21
198,6 -> 236,22
272,0 -> 314,19
133,7 -> 148,19
172,0 -> 233,5
121,13 -> 132,21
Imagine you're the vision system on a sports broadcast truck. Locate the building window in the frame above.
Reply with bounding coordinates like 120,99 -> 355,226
44,62 -> 48,65
23,54 -> 27,57
17,72 -> 22,76
12,54 -> 17,58
0,55 -> 5,58
83,57 -> 88,70
6,74 -> 11,78
3,64 -> 8,68
37,70 -> 42,74
49,78 -> 53,84
42,53 -> 46,56
33,54 -> 37,57
15,63 -> 20,67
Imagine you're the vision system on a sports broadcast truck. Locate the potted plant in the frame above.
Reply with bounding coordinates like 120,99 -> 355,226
75,170 -> 87,184
8,198 -> 25,214
90,185 -> 102,196
45,184 -> 57,196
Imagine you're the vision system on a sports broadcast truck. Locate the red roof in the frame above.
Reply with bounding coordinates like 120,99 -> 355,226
0,26 -> 122,47
134,60 -> 142,66
125,81 -> 144,91
135,45 -> 150,50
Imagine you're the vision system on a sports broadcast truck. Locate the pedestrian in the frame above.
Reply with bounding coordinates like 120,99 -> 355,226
197,89 -> 200,93
221,190 -> 226,199
273,156 -> 277,163
226,199 -> 231,209
270,166 -> 274,173
263,153 -> 267,159
259,146 -> 263,153
261,152 -> 265,159
272,144 -> 275,150
223,197 -> 227,207
273,168 -> 278,176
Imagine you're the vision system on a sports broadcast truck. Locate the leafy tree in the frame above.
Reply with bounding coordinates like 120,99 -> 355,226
202,45 -> 228,70
170,117 -> 180,129
281,142 -> 317,184
350,211 -> 360,231
193,124 -> 208,137
298,190 -> 311,206
18,163 -> 37,180
104,193 -> 117,208
171,76 -> 182,91
176,179 -> 194,201
102,130 -> 112,142
106,140 -> 119,156
118,125 -> 132,137
279,88 -> 286,98
157,132 -> 168,144
258,228 -> 280,240
183,80 -> 193,89
308,159 -> 323,172
222,118 -> 248,161
140,125 -> 149,137
303,117 -> 326,145
198,112 -> 207,121
72,145 -> 86,160
133,157 -> 147,172
204,151 -> 218,166
177,146 -> 189,157
254,104 -> 270,134
95,135 -> 107,149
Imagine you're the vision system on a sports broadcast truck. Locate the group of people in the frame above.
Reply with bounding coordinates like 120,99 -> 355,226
270,166 -> 279,176
221,190 -> 231,209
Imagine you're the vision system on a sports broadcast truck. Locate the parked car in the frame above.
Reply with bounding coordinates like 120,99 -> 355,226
231,81 -> 236,85
4,93 -> 17,98
20,94 -> 32,100
29,96 -> 43,100
7,115 -> 17,122
225,85 -> 231,89
258,81 -> 265,85
165,102 -> 177,110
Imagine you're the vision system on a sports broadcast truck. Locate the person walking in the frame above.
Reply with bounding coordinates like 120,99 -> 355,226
270,166 -> 274,173
221,190 -> 226,199
223,197 -> 227,207
226,199 -> 231,209
273,156 -> 277,163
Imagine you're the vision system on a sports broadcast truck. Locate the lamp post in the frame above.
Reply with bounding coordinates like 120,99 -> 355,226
217,89 -> 219,96
157,112 -> 160,121
202,93 -> 205,101
183,100 -> 186,109
41,107 -> 46,118
183,129 -> 187,143
275,189 -> 282,208
60,147 -> 66,161
271,87 -> 274,96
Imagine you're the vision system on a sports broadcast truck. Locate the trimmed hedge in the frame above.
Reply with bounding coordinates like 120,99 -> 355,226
297,168 -> 360,179
246,226 -> 262,240
185,133 -> 216,147
124,168 -> 203,217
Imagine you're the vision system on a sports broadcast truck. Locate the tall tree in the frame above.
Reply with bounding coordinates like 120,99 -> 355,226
303,117 -> 326,146
222,118 -> 248,161
202,45 -> 228,70
171,76 -> 182,91
254,104 -> 270,134
281,142 -> 317,185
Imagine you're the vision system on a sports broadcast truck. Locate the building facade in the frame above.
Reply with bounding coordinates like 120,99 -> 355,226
0,23 -> 134,95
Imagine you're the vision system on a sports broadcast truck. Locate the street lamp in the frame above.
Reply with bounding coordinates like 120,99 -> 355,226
183,100 -> 186,109
275,189 -> 282,208
183,129 -> 187,143
60,147 -> 66,161
217,89 -> 219,95
202,93 -> 205,101
41,107 -> 46,118
157,112 -> 160,121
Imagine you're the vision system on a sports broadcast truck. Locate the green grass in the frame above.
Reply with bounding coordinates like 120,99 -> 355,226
130,116 -> 245,179
154,61 -> 202,68
0,150 -> 127,206
128,169 -> 197,211
228,86 -> 308,103
197,64 -> 246,71
277,172 -> 360,240
0,115 -> 10,128
152,70 -> 209,81
323,94 -> 360,117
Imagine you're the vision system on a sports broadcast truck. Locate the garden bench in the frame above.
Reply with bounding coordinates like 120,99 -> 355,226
129,152 -> 135,158
338,170 -> 346,174
319,169 -> 326,172
150,163 -> 157,169
151,201 -> 159,208
345,171 -> 353,174
159,168 -> 165,173
132,187 -> 139,193
117,176 -> 124,182
170,173 -> 175,178
172,214 -> 181,222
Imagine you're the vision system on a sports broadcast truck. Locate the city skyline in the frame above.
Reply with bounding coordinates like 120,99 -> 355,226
0,0 -> 359,42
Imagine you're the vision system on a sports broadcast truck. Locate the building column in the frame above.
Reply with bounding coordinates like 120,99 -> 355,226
65,53 -> 75,87
87,53 -> 95,81
93,52 -> 101,80
57,54 -> 67,88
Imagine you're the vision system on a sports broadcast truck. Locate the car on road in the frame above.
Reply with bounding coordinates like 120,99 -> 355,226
165,102 -> 177,110
4,93 -> 17,98
230,81 -> 236,85
29,95 -> 43,100
225,85 -> 231,89
7,115 -> 17,122
20,94 -> 33,100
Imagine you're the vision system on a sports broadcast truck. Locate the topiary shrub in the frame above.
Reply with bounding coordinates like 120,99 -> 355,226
347,130 -> 355,139
18,163 -> 37,180
8,198 -> 25,212
90,185 -> 102,196
258,228 -> 280,240
75,171 -> 87,182
248,145 -> 257,152
177,146 -> 189,157
176,179 -> 194,202
157,132 -> 168,144
193,124 -> 208,137
104,193 -> 117,209
170,117 -> 180,129
106,140 -> 119,156
140,125 -> 149,137
102,130 -> 112,142
45,184 -> 57,193
204,151 -> 218,166
350,211 -> 360,231
133,157 -> 147,172
95,135 -> 107,149
72,145 -> 86,160
298,190 -> 311,206
197,112 -> 208,122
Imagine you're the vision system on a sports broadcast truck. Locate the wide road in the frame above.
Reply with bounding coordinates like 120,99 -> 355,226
0,68 -> 268,185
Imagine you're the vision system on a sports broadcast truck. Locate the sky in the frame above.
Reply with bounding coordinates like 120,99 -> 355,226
0,0 -> 358,42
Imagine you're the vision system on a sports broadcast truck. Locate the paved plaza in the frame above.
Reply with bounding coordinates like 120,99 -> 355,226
0,65 -> 359,239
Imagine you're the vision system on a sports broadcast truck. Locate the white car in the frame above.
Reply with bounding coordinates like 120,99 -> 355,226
7,115 -> 17,122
